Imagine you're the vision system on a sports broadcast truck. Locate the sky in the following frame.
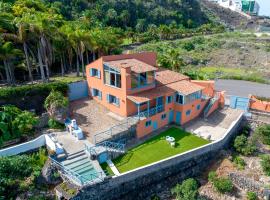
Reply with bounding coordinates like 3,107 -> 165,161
256,0 -> 270,16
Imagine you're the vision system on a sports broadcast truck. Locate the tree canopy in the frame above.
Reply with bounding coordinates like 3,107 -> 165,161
0,0 -> 222,84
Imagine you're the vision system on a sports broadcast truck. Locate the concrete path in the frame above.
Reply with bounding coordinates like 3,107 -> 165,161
107,159 -> 120,176
215,79 -> 270,98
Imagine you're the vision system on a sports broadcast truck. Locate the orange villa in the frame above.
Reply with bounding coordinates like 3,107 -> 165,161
86,52 -> 224,139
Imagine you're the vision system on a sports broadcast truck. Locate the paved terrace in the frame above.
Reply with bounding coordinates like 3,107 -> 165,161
184,107 -> 243,141
70,98 -> 129,143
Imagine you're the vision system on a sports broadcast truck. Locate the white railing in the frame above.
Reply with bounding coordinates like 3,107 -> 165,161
49,157 -> 105,187
138,105 -> 164,118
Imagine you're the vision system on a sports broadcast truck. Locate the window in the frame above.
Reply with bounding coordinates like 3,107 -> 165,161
90,68 -> 100,78
175,93 -> 184,104
186,110 -> 191,116
166,96 -> 173,104
104,65 -> 121,88
185,91 -> 202,104
161,114 -> 167,120
106,94 -> 120,107
145,120 -> 152,127
197,104 -> 201,110
91,88 -> 102,100
131,71 -> 155,89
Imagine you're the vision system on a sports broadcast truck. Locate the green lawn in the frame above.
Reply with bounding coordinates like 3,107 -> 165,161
112,127 -> 210,173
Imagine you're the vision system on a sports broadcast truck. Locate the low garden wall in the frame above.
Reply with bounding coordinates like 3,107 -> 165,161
249,95 -> 270,113
0,134 -> 56,157
0,135 -> 46,156
73,112 -> 244,200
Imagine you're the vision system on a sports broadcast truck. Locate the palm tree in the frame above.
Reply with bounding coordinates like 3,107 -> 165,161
0,42 -> 22,85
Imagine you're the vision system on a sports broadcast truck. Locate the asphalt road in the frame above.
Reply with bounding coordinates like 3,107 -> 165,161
215,79 -> 270,98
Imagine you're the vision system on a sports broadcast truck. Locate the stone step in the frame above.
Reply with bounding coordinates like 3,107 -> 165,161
62,155 -> 88,166
67,160 -> 90,171
75,165 -> 94,175
66,150 -> 85,160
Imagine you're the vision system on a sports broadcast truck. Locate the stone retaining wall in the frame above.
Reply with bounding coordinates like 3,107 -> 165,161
229,172 -> 263,196
70,113 -> 244,200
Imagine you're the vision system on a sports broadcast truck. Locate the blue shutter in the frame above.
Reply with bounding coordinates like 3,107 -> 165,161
90,68 -> 93,76
166,96 -> 168,104
98,91 -> 102,100
106,94 -> 110,103
91,88 -> 95,96
116,98 -> 120,107
97,70 -> 101,78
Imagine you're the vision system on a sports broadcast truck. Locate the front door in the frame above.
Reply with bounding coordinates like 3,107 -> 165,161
176,111 -> 181,125
169,110 -> 174,123
153,121 -> 158,131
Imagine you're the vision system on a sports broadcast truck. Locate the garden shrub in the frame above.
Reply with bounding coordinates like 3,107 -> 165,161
0,82 -> 68,100
0,148 -> 47,199
208,171 -> 233,194
0,105 -> 38,146
260,154 -> 270,176
247,191 -> 257,200
255,124 -> 270,145
233,135 -> 256,156
171,178 -> 198,200
48,118 -> 65,130
233,156 -> 246,170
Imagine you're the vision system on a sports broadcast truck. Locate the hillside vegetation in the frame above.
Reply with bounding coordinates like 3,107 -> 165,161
0,0 -> 225,85
134,32 -> 270,83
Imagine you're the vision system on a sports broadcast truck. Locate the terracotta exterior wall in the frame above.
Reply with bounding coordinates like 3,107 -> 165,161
191,80 -> 215,97
136,96 -> 174,138
174,99 -> 208,125
249,95 -> 270,113
86,58 -> 128,116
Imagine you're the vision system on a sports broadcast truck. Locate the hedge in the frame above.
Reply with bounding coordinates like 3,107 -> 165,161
0,82 -> 69,100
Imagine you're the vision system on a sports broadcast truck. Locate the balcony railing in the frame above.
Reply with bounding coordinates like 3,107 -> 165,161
138,105 -> 164,118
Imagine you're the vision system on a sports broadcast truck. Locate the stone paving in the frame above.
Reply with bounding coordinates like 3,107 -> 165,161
70,98 -> 127,143
185,107 -> 243,141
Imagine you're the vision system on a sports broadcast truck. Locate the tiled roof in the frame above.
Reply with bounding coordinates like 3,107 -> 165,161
155,68 -> 189,86
105,59 -> 157,73
166,80 -> 204,95
127,86 -> 175,103
127,80 -> 203,103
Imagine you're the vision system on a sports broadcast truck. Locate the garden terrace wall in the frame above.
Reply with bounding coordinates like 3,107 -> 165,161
0,82 -> 68,114
249,95 -> 270,113
72,113 -> 244,200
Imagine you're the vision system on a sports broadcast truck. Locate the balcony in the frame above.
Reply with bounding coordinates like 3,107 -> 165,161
138,105 -> 164,119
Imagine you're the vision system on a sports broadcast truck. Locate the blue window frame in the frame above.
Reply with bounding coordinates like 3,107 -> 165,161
186,110 -> 191,116
166,96 -> 173,104
106,94 -> 120,107
90,68 -> 100,78
196,104 -> 201,110
145,120 -> 152,127
161,114 -> 167,120
92,88 -> 102,100
175,93 -> 184,104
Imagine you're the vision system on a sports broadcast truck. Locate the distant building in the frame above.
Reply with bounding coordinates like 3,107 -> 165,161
241,0 -> 260,16
209,0 -> 260,16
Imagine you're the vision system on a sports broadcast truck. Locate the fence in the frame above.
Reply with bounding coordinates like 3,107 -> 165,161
68,81 -> 89,101
93,119 -> 136,144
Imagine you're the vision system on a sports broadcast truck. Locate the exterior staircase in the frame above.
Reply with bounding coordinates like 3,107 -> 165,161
203,97 -> 219,118
59,150 -> 103,185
